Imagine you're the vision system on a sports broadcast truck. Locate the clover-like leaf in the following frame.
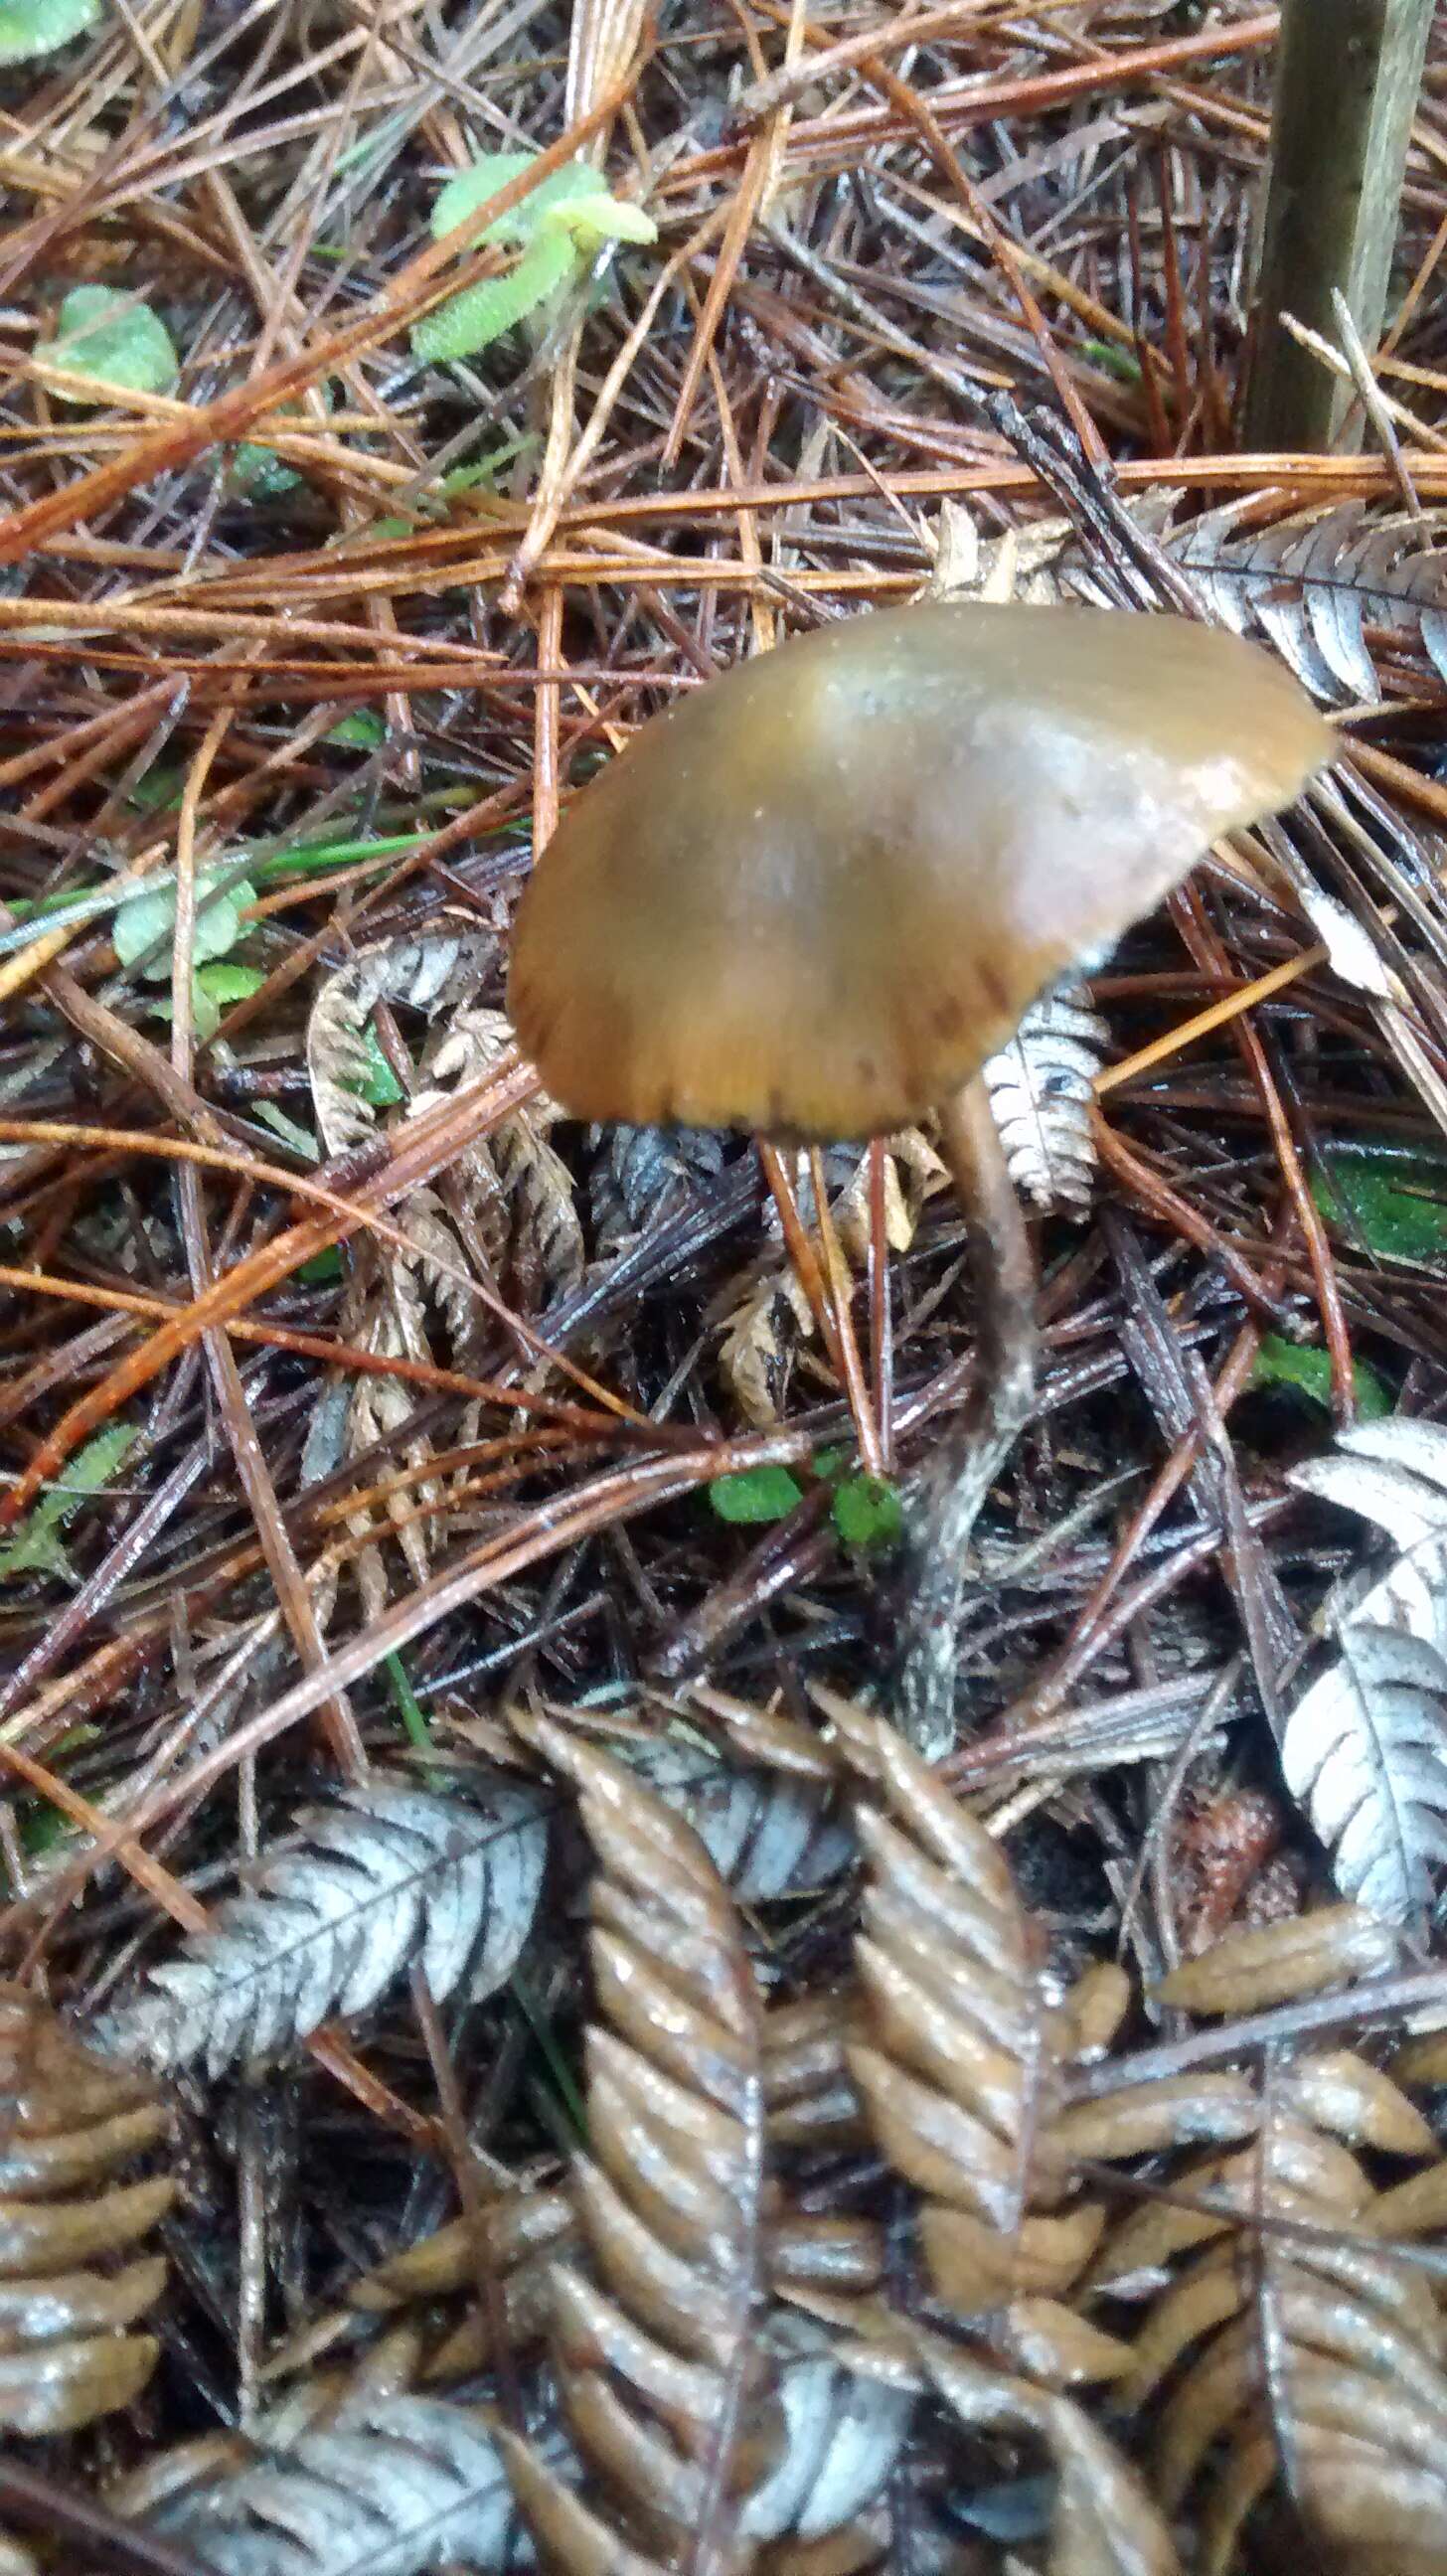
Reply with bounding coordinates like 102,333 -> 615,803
113,872 -> 256,982
709,1464 -> 805,1525
39,286 -> 178,402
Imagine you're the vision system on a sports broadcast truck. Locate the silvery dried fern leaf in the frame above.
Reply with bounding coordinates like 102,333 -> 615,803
307,920 -> 496,1159
114,2382 -> 548,2576
639,1739 -> 856,1895
983,981 -> 1107,1215
94,1781 -> 547,2076
1170,497 -> 1447,707
1283,1417 -> 1447,1925
919,2333 -> 1182,2576
946,494 -> 1447,709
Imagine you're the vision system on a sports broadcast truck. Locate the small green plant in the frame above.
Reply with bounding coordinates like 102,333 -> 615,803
831,1472 -> 904,1551
114,868 -> 258,1043
708,1464 -> 804,1526
0,1426 -> 136,1583
0,0 -> 97,65
1312,1143 -> 1447,1270
708,1451 -> 905,1553
38,285 -> 178,402
412,150 -> 656,367
1250,1332 -> 1391,1423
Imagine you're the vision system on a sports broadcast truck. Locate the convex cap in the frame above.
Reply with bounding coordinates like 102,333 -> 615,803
509,600 -> 1333,1139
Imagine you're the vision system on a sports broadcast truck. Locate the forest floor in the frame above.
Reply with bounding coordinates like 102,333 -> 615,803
5,4 -> 1447,2570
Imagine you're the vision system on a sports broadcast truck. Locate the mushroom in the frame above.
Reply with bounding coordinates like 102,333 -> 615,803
508,600 -> 1332,1752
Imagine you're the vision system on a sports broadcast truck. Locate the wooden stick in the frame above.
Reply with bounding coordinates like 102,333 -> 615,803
1244,0 -> 1434,451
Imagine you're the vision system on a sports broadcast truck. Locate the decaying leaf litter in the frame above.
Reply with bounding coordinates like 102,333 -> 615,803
8,1 -> 1447,2568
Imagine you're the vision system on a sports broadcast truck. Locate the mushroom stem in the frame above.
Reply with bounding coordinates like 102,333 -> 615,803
895,1072 -> 1037,1758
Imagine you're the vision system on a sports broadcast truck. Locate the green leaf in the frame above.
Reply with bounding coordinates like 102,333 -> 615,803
113,871 -> 256,980
414,150 -> 656,366
125,761 -> 183,814
0,0 -> 97,66
1250,1333 -> 1392,1424
296,1245 -> 344,1285
253,1101 -> 319,1161
1312,1145 -> 1447,1271
40,286 -> 178,402
196,960 -> 265,1005
428,153 -> 613,250
1081,337 -> 1143,385
232,385 -> 333,498
708,1465 -> 804,1526
411,227 -> 575,366
342,1022 -> 406,1108
384,1650 -> 434,1753
325,710 -> 387,749
831,1473 -> 904,1551
232,441 -> 303,499
0,1425 -> 136,1584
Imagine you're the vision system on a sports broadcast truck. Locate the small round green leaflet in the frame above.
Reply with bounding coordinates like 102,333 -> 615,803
831,1474 -> 904,1552
38,286 -> 179,402
708,1465 -> 805,1526
411,149 -> 657,367
0,0 -> 97,64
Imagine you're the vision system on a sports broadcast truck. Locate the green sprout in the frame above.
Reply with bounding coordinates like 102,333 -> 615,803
0,1426 -> 137,1583
37,286 -> 178,402
411,150 -> 657,368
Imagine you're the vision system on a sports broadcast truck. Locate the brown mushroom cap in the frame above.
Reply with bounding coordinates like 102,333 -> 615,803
508,600 -> 1332,1140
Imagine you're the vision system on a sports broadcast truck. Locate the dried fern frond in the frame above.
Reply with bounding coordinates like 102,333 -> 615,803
114,2378 -> 546,2576
917,2331 -> 1182,2576
1170,497 -> 1447,706
95,1780 -> 547,2076
742,2315 -> 912,2552
944,490 -> 1447,707
500,1723 -> 777,2576
590,1123 -> 730,1256
416,1003 -> 583,1311
636,1740 -> 856,1898
715,1143 -> 931,1427
306,921 -> 497,1160
0,1984 -> 173,2435
270,2152 -> 881,2390
847,1724 -> 1131,2384
1090,1918 -> 1447,2576
1283,1418 -> 1447,1926
983,981 -> 1107,1215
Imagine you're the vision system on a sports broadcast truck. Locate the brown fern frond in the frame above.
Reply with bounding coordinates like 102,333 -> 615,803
0,1985 -> 174,2435
917,2331 -> 1182,2576
266,2170 -> 881,2392
417,1002 -> 584,1311
847,1723 -> 1130,2382
1088,1918 -> 1447,2576
500,1723 -> 777,2576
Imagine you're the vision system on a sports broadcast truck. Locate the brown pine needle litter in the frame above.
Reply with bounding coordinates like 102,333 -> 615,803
6,7 -> 1447,2572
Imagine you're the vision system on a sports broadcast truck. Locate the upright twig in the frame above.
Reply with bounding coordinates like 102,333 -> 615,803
1244,0 -> 1434,450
